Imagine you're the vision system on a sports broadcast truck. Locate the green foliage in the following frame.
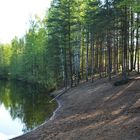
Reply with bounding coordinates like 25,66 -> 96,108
0,80 -> 57,132
0,44 -> 11,78
0,0 -> 140,89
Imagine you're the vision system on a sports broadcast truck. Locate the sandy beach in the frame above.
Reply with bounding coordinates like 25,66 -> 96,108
12,77 -> 140,140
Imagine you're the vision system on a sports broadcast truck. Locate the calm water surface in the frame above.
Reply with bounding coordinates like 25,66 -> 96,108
0,81 -> 57,140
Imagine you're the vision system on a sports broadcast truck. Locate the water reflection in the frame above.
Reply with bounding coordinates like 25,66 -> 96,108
0,80 -> 57,138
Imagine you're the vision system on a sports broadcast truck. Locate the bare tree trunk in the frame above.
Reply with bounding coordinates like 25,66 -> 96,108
68,2 -> 73,87
95,40 -> 99,74
81,43 -> 84,80
116,28 -> 119,73
86,29 -> 89,82
105,46 -> 107,77
99,40 -> 103,78
77,28 -> 81,84
107,32 -> 112,81
64,42 -> 68,89
136,13 -> 139,73
114,29 -> 118,74
91,31 -> 94,82
130,9 -> 134,71
122,6 -> 128,80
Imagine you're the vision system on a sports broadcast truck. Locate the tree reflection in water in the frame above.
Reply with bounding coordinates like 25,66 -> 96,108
0,80 -> 57,133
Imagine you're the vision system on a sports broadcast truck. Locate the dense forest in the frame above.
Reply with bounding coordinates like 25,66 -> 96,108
0,0 -> 140,90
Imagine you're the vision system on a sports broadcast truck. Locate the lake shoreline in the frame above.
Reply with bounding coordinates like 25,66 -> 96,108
12,77 -> 140,140
0,79 -> 57,140
11,86 -> 64,140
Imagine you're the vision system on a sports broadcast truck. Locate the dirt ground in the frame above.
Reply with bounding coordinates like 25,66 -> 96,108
12,77 -> 140,140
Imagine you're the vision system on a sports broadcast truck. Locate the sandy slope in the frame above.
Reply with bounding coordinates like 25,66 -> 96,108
12,77 -> 140,140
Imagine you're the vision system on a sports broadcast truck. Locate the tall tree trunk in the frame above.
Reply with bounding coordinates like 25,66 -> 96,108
86,29 -> 89,82
107,32 -> 112,81
95,40 -> 99,74
64,43 -> 68,89
81,42 -> 84,80
99,40 -> 103,78
116,28 -> 119,73
91,31 -> 94,82
136,13 -> 139,73
130,9 -> 134,71
76,28 -> 81,84
68,1 -> 73,87
122,6 -> 128,80
104,46 -> 107,77
114,29 -> 118,74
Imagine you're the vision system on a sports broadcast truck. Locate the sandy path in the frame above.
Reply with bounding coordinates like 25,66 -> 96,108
12,78 -> 140,140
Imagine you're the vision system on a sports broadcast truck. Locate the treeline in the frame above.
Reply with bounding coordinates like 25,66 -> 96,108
0,0 -> 140,90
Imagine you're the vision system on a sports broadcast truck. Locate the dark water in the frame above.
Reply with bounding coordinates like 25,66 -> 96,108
0,80 -> 57,140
